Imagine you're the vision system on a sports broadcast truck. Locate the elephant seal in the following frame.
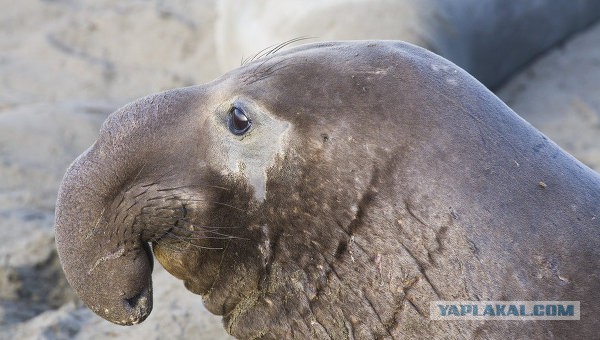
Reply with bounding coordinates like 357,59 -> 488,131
55,41 -> 600,338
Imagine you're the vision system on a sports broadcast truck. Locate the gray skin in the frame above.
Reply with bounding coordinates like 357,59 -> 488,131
55,41 -> 600,338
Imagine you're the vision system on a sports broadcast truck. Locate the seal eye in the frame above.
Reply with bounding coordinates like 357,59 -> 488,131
228,107 -> 252,135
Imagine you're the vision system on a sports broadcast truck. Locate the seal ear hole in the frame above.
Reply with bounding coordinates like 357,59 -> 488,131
335,240 -> 348,258
228,106 -> 252,135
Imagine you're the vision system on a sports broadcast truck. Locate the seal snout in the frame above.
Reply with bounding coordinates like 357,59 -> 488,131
119,246 -> 154,324
119,284 -> 153,325
81,244 -> 155,326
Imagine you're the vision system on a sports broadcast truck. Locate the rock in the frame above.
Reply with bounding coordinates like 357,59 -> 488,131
1,0 -> 220,107
0,0 -> 233,337
498,20 -> 600,171
215,0 -> 600,89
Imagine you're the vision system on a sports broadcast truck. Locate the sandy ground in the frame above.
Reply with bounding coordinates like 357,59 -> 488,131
0,1 -> 598,339
498,26 -> 600,171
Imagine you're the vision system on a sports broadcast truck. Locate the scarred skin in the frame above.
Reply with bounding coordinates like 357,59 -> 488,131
55,41 -> 600,338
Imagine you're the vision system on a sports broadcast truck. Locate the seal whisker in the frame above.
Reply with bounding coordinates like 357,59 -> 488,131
170,218 -> 245,230
243,37 -> 314,85
167,233 -> 242,241
147,194 -> 180,202
161,233 -> 224,251
162,196 -> 247,213
265,37 -> 314,57
167,224 -> 249,240
189,235 -> 237,240
113,192 -> 126,210
130,162 -> 147,185
189,184 -> 230,191
154,241 -> 223,253
211,201 -> 247,212
156,184 -> 229,192
203,230 -> 249,240
202,226 -> 246,230
243,36 -> 312,65
242,43 -> 278,65
249,61 -> 290,85
153,206 -> 178,212
159,229 -> 234,241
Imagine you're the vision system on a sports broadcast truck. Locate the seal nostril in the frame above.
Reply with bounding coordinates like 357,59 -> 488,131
125,292 -> 143,309
119,285 -> 153,324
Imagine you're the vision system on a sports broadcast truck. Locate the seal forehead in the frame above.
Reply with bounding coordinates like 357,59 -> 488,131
239,40 -> 436,76
235,41 -> 437,100
204,41 -> 458,202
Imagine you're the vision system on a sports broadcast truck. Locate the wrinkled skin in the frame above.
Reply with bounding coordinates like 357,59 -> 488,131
55,41 -> 600,338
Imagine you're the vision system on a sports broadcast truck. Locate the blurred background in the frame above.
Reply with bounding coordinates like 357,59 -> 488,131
1,0 -> 599,339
